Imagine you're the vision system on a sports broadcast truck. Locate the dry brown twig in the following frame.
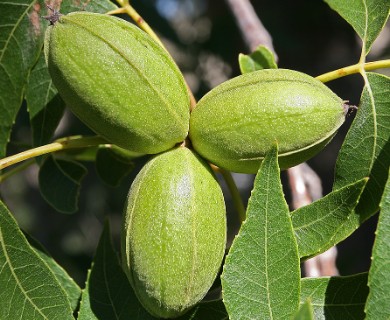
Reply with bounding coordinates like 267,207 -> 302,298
225,0 -> 277,58
224,0 -> 339,277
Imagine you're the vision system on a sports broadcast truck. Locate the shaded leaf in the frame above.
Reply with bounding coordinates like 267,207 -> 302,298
221,145 -> 300,319
238,45 -> 278,73
301,273 -> 369,320
95,146 -> 139,187
26,53 -> 65,148
78,222 -> 155,320
0,0 -> 116,158
292,178 -> 367,259
0,0 -> 47,158
39,156 -> 87,213
178,300 -> 228,320
294,299 -> 314,320
25,233 -> 81,312
24,0 -> 118,149
324,0 -> 390,54
333,73 -> 390,239
0,200 -> 73,319
365,169 -> 390,319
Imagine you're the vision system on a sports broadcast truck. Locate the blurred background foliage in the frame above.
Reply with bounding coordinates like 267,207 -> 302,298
1,0 -> 389,286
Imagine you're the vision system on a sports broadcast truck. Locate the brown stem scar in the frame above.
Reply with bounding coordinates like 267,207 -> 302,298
43,4 -> 62,25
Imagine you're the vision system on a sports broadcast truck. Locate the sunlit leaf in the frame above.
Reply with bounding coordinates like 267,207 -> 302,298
365,169 -> 390,319
324,0 -> 390,54
25,233 -> 81,312
221,145 -> 300,319
294,299 -> 314,320
0,200 -> 73,319
239,45 -> 278,73
332,73 -> 390,243
292,178 -> 367,258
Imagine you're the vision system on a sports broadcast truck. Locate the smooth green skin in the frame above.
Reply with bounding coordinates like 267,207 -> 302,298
189,69 -> 346,173
121,147 -> 226,318
45,12 -> 190,154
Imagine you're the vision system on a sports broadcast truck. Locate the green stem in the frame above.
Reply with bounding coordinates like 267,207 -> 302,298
316,59 -> 390,83
113,0 -> 166,49
219,169 -> 246,222
0,159 -> 35,183
0,136 -> 107,170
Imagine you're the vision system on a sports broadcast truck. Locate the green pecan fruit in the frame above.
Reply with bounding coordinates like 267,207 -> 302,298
44,12 -> 190,154
121,147 -> 226,318
189,69 -> 347,173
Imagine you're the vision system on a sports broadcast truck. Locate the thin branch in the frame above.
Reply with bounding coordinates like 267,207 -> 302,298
218,168 -> 246,223
225,0 -> 277,59
0,136 -> 107,170
0,159 -> 35,183
113,0 -> 197,110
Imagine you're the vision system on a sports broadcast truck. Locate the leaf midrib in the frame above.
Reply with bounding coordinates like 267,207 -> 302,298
0,223 -> 48,319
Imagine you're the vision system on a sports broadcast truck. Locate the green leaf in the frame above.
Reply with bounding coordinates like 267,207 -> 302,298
58,0 -> 117,13
333,73 -> 390,235
25,233 -> 81,312
324,0 -> 390,54
0,0 -> 47,158
26,53 -> 65,148
221,145 -> 300,319
365,169 -> 390,319
177,300 -> 228,320
39,156 -> 87,213
301,273 -> 369,320
294,299 -> 314,320
353,74 -> 390,219
95,146 -> 138,187
292,178 -> 367,259
78,222 -> 155,320
238,45 -> 278,73
0,200 -> 73,319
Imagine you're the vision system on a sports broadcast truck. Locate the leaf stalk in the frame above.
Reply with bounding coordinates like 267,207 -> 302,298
316,59 -> 390,83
